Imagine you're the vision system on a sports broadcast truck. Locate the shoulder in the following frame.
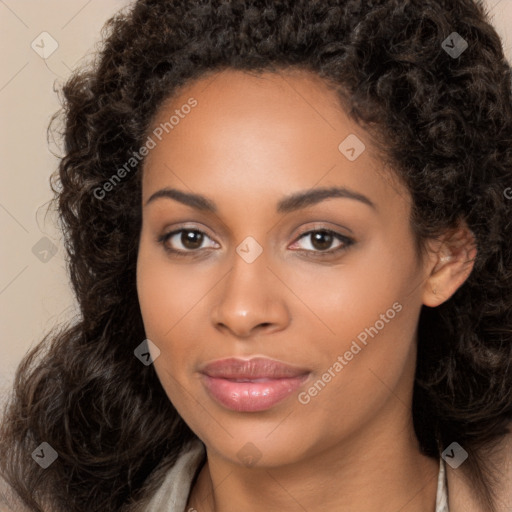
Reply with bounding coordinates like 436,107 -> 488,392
144,438 -> 206,512
0,440 -> 207,512
446,424 -> 512,512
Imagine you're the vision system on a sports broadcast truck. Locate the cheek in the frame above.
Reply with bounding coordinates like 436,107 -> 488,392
136,238 -> 208,338
137,245 -> 167,337
284,235 -> 418,341
136,239 -> 216,389
286,232 -> 421,397
136,247 -> 193,408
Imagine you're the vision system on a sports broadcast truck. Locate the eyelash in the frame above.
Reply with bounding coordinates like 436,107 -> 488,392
156,226 -> 355,258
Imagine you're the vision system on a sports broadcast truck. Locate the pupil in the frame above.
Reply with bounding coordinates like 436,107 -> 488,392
182,230 -> 203,249
312,231 -> 332,251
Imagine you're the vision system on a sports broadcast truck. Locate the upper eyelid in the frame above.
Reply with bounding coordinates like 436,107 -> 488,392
161,219 -> 352,238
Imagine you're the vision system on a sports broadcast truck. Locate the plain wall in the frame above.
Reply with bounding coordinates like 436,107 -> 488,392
1,0 -> 511,399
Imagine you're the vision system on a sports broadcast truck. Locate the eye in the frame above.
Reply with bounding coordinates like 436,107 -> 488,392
290,229 -> 354,255
157,227 -> 354,258
157,228 -> 218,255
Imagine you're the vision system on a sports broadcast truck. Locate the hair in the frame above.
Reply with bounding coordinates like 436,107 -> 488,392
1,0 -> 511,510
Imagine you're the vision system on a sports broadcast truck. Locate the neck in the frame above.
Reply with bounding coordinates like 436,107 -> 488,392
187,409 -> 440,512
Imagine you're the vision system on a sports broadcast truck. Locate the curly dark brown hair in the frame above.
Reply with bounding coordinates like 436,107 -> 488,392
1,0 -> 511,510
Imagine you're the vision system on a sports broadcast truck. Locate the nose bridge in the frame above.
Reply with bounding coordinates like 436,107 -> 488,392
211,240 -> 289,336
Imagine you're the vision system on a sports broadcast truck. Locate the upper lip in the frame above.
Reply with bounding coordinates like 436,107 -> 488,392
200,357 -> 310,379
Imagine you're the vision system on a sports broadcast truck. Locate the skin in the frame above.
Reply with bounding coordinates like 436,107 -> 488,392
136,68 -> 476,512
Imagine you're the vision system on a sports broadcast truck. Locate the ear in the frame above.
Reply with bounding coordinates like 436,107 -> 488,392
422,221 -> 477,307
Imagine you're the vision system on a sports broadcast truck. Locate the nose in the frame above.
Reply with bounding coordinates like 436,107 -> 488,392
210,252 -> 291,339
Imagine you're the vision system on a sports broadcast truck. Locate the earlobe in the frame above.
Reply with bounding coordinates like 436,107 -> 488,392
422,223 -> 477,308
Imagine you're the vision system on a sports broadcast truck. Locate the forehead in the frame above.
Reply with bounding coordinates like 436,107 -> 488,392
141,68 -> 408,212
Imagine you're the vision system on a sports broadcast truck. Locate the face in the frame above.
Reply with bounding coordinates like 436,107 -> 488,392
136,68 -> 430,468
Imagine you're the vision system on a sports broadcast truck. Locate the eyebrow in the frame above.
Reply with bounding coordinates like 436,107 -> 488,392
144,186 -> 376,213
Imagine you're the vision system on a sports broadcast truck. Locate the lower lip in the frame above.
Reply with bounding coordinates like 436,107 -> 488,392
201,374 -> 309,412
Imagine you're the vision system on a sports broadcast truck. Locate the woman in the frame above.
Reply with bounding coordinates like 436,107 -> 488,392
1,0 -> 511,511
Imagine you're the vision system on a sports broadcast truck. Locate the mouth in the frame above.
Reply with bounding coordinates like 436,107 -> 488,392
199,357 -> 311,412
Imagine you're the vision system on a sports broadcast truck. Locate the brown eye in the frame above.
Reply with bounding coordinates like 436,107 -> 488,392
158,228 -> 218,255
310,231 -> 334,251
290,229 -> 354,256
180,230 -> 204,250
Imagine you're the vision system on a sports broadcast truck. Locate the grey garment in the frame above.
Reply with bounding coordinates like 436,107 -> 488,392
436,458 -> 450,512
145,439 -> 206,512
145,439 -> 450,512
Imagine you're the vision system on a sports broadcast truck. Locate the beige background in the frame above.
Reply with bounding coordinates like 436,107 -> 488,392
1,0 -> 511,399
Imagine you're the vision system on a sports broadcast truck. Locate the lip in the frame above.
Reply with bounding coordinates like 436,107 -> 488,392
199,357 -> 310,412
200,357 -> 310,379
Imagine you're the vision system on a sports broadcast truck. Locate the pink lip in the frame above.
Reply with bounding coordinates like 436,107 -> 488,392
199,357 -> 310,412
